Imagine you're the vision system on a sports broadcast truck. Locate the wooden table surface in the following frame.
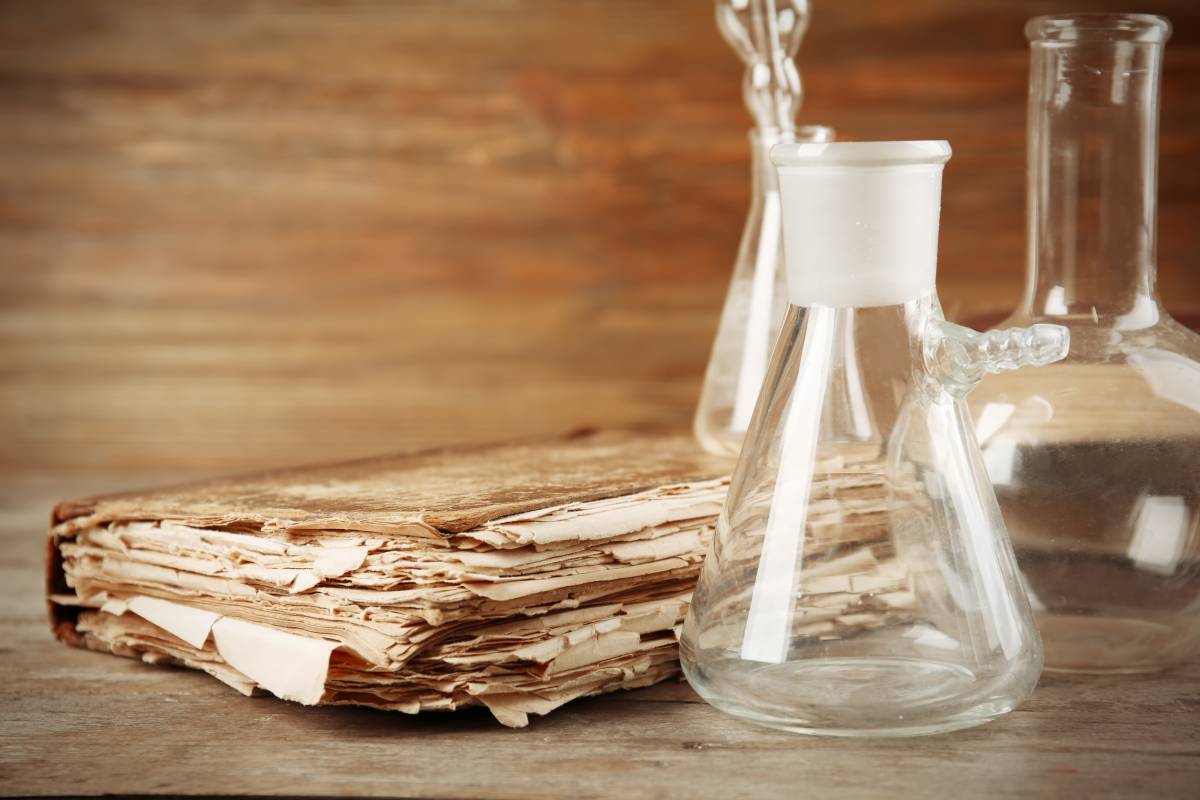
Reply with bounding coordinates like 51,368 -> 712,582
3,479 -> 1199,799
3,1 -> 1200,797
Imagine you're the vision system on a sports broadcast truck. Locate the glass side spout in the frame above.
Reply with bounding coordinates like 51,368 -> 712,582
927,322 -> 1070,398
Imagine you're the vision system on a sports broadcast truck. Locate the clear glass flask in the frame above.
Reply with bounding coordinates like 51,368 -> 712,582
681,141 -> 1067,737
969,14 -> 1200,674
695,0 -> 834,456
695,125 -> 833,456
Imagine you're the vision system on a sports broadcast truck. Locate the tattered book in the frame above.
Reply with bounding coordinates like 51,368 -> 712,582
47,431 -> 731,727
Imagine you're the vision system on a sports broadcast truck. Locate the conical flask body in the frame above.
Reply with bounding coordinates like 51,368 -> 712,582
680,298 -> 1044,736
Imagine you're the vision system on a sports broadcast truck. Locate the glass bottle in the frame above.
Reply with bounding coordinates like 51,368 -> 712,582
969,14 -> 1200,674
695,0 -> 834,456
681,141 -> 1067,737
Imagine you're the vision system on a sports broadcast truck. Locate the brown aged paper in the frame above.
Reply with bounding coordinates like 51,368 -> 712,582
48,431 -> 732,726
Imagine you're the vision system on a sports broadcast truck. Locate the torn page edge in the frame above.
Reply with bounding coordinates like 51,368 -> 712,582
102,594 -> 337,706
127,596 -> 221,649
211,616 -> 336,705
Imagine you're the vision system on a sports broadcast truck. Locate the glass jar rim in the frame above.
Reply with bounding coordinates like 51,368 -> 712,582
1027,13 -> 1171,45
770,140 -> 951,169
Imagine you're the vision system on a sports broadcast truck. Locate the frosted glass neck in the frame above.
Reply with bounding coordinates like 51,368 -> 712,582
773,141 -> 951,308
1023,14 -> 1170,324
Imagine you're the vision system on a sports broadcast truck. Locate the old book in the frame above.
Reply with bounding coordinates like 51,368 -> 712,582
47,430 -> 732,727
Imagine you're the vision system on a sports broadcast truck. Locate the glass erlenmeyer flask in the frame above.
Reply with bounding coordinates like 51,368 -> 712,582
695,0 -> 834,457
681,141 -> 1068,737
695,126 -> 834,457
969,14 -> 1200,674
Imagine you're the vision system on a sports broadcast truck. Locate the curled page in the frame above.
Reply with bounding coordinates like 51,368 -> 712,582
211,617 -> 337,705
127,596 -> 220,649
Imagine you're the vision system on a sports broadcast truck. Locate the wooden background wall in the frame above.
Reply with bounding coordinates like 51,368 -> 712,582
3,0 -> 1198,477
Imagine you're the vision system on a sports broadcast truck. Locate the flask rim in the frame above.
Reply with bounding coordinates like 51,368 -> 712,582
1026,13 -> 1171,45
770,140 -> 951,169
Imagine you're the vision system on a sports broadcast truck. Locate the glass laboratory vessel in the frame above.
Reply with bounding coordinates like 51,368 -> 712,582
970,14 -> 1200,674
695,125 -> 833,457
681,141 -> 1066,737
695,0 -> 834,457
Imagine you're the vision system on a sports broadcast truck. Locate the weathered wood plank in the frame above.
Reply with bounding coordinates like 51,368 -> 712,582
1,0 -> 1198,474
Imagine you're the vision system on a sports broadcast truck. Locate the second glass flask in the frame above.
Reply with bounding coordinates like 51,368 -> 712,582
969,13 -> 1200,674
681,141 -> 1067,736
694,125 -> 834,457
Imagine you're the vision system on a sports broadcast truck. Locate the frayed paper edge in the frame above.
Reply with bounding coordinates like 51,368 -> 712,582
104,594 -> 336,705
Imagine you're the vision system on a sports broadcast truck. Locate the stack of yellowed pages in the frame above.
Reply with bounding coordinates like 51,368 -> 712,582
47,431 -> 731,726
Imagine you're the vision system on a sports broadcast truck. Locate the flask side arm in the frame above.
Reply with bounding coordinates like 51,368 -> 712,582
925,321 -> 1070,398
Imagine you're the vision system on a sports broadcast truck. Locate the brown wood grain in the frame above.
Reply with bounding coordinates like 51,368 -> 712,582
1,0 -> 1199,474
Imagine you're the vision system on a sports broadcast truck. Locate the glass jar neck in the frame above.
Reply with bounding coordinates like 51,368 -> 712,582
1022,18 -> 1169,328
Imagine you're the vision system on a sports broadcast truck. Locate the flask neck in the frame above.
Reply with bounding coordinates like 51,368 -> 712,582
1022,15 -> 1170,328
774,140 -> 950,308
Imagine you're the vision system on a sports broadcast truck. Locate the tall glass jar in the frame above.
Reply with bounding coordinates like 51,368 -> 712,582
969,14 -> 1200,673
